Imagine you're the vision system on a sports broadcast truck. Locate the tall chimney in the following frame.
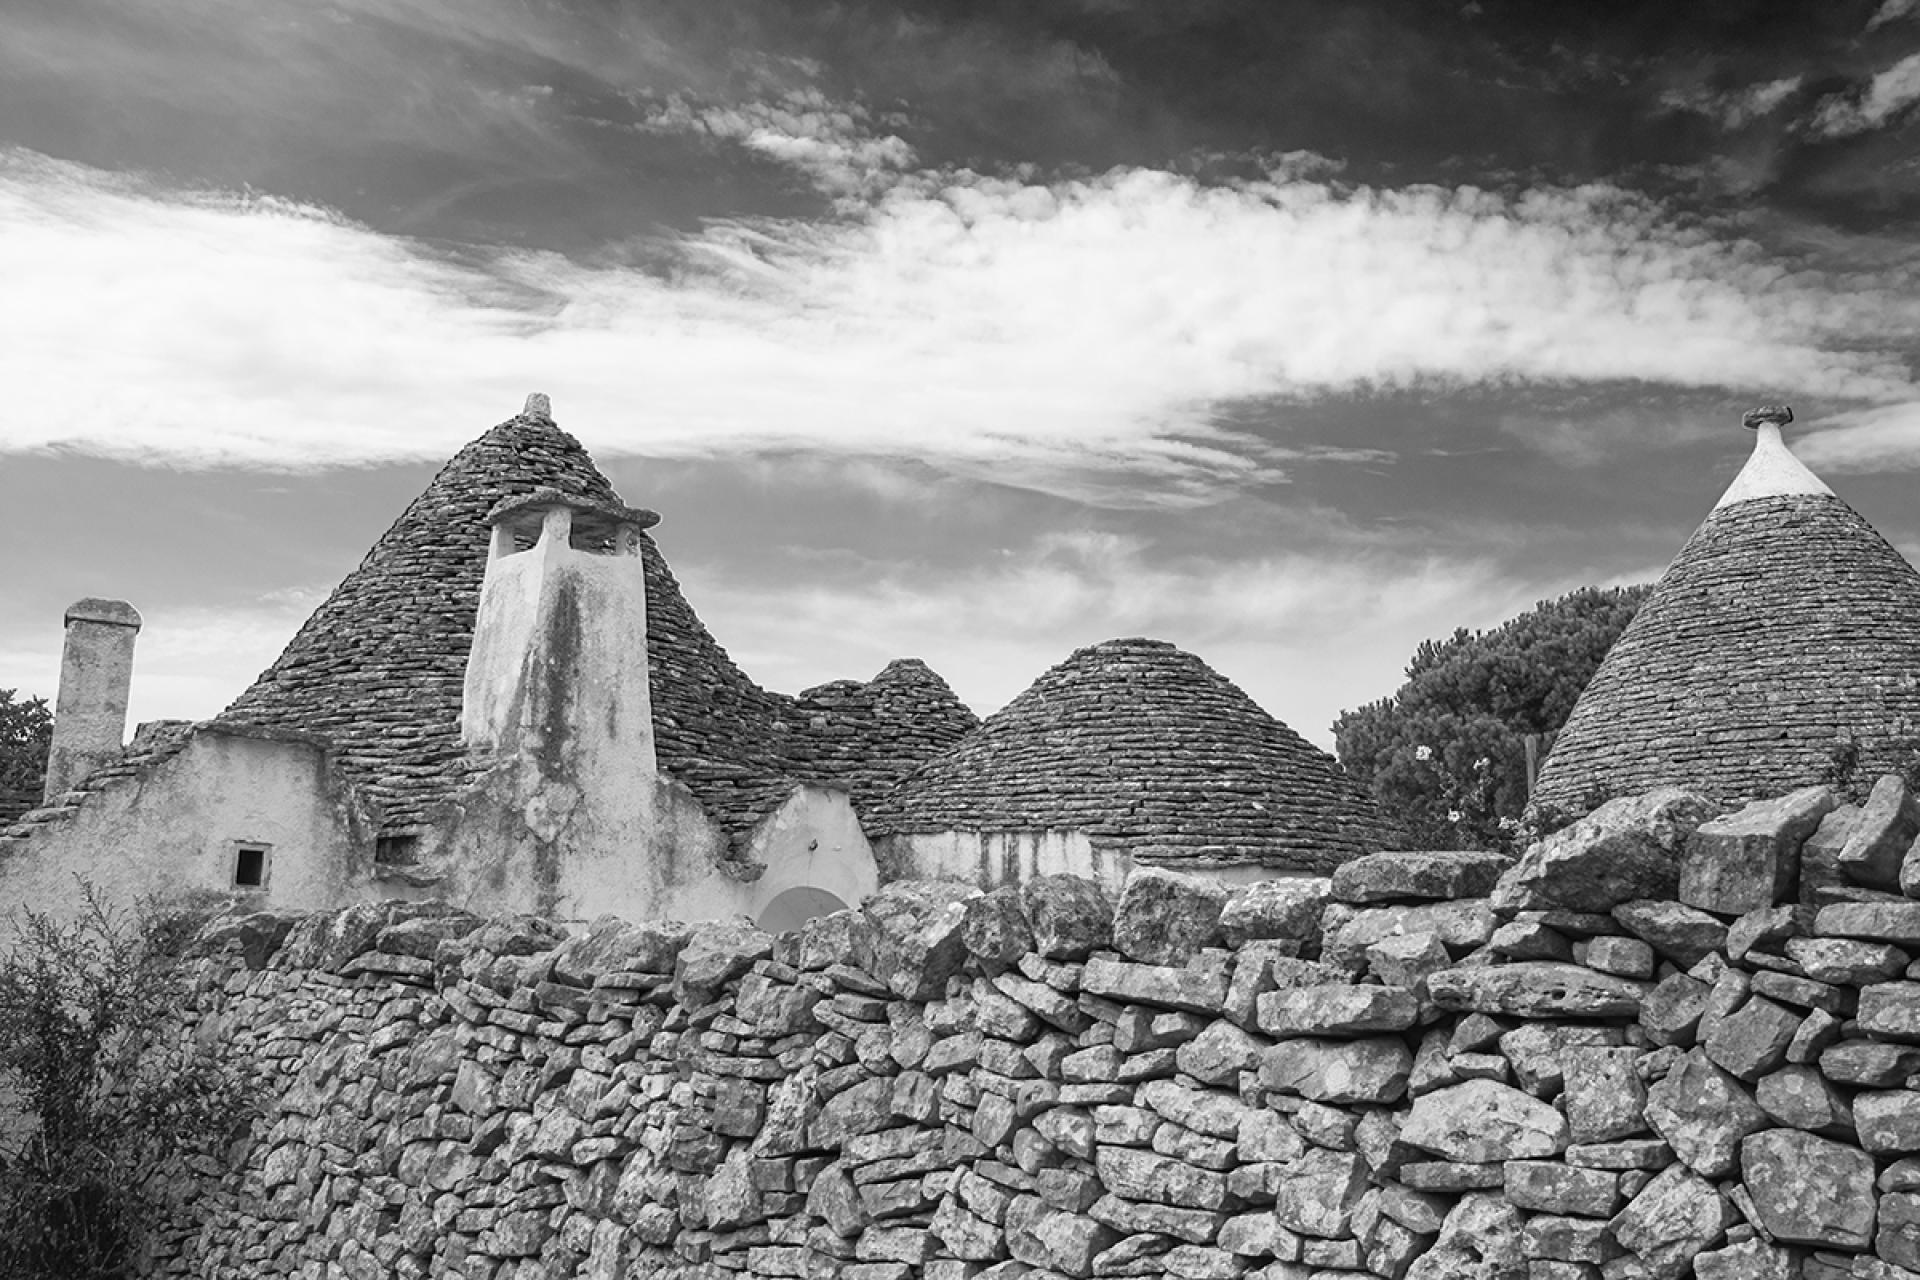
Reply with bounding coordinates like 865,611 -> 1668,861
44,598 -> 142,802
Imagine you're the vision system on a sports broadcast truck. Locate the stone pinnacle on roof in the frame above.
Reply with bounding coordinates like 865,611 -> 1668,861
1714,403 -> 1833,510
866,637 -> 1393,871
523,392 -> 552,421
1532,405 -> 1920,817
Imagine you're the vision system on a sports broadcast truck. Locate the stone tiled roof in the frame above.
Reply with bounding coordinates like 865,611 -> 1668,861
217,411 -> 620,830
1533,486 -> 1920,815
212,403 -> 978,841
865,637 -> 1394,871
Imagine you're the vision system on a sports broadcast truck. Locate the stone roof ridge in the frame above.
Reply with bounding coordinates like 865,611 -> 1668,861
866,634 -> 1393,871
1713,404 -> 1834,510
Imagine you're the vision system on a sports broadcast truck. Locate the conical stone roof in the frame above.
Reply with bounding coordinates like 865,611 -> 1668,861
220,398 -> 977,837
866,637 -> 1393,871
1532,408 -> 1920,816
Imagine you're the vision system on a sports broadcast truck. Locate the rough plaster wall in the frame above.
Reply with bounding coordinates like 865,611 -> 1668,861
0,729 -> 365,939
877,829 -> 1119,894
137,795 -> 1920,1280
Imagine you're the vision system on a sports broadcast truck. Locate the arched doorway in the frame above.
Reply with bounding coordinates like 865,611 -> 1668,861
756,885 -> 851,935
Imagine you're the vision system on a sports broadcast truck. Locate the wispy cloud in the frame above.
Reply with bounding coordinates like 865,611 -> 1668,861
689,530 -> 1590,746
1797,401 -> 1920,470
1662,76 -> 1802,131
5,123 -> 1918,505
1810,51 -> 1920,137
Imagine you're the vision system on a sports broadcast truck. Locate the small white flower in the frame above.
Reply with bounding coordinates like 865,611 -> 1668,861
1414,745 -> 1433,761
1447,809 -> 1463,823
1474,756 -> 1491,771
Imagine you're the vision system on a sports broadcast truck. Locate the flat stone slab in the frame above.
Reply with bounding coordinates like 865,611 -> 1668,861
1741,1128 -> 1876,1249
1329,849 -> 1510,904
1492,787 -> 1716,914
1255,983 -> 1420,1037
1428,961 -> 1648,1019
1815,901 -> 1920,946
1400,1078 -> 1570,1164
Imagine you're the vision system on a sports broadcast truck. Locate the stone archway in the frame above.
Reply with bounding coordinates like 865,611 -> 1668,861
756,885 -> 851,934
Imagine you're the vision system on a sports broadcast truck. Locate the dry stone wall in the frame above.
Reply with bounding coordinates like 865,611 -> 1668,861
146,779 -> 1920,1280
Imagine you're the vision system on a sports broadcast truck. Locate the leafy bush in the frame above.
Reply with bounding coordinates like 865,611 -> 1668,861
0,889 -> 252,1280
1334,584 -> 1651,851
0,689 -> 53,824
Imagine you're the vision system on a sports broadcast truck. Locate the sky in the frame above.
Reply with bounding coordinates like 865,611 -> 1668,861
5,0 -> 1920,751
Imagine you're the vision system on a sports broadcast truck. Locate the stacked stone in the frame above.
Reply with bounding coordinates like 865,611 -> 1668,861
144,799 -> 1920,1280
782,660 -> 982,816
866,638 -> 1396,873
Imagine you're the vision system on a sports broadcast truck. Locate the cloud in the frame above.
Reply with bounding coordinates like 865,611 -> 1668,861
1869,0 -> 1920,31
636,89 -> 917,200
1662,76 -> 1802,131
1797,401 -> 1920,470
684,529 -> 1584,748
1810,51 -> 1920,137
5,135 -> 1919,507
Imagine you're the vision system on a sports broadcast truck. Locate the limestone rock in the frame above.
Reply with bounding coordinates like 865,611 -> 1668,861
1320,900 -> 1495,973
1402,1191 -> 1525,1280
1784,935 -> 1909,984
1680,785 -> 1836,915
1081,955 -> 1228,1015
1820,1040 -> 1920,1088
1857,980 -> 1920,1042
1219,878 -> 1329,946
1642,1050 -> 1767,1178
1856,1091 -> 1920,1154
1879,1190 -> 1920,1272
1271,1148 -> 1369,1239
1427,961 -> 1647,1019
860,879 -> 974,1001
1612,899 -> 1728,968
1755,1065 -> 1854,1138
1611,1164 -> 1733,1280
1259,1036 -> 1412,1105
1839,773 -> 1920,892
1701,995 -> 1801,1081
672,921 -> 774,1003
1693,1236 -> 1798,1280
1092,1146 -> 1231,1211
1255,983 -> 1419,1037
1815,899 -> 1920,945
549,914 -> 688,984
1639,972 -> 1711,1048
1563,1047 -> 1647,1144
1111,868 -> 1230,966
1504,1161 -> 1621,1217
1491,787 -> 1718,913
1329,849 -> 1510,903
1741,1128 -> 1877,1248
962,886 -> 1033,969
1400,1078 -> 1570,1163
1022,876 -> 1113,960
1004,1195 -> 1117,1277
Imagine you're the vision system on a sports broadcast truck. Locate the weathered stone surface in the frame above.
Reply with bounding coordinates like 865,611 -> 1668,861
1503,1160 -> 1620,1217
1111,868 -> 1230,967
861,879 -> 974,1001
1611,1165 -> 1733,1280
1496,1022 -> 1621,1098
1857,1091 -> 1920,1154
1880,1190 -> 1920,1272
1173,1018 -> 1267,1088
1492,787 -> 1718,913
1642,1050 -> 1767,1178
1219,878 -> 1329,946
1840,774 -> 1920,892
1022,876 -> 1113,960
1330,849 -> 1510,904
1092,1146 -> 1230,1210
1400,1079 -> 1569,1163
1821,1039 -> 1920,1087
1639,971 -> 1712,1048
673,922 -> 775,1003
1701,994 -> 1801,1081
1256,983 -> 1419,1037
1402,1192 -> 1525,1280
962,886 -> 1033,969
1577,934 -> 1654,979
1742,1128 -> 1877,1248
1258,1036 -> 1412,1105
1522,1212 -> 1621,1264
1428,962 -> 1647,1018
1562,1047 -> 1646,1143
1320,900 -> 1496,972
1694,1236 -> 1799,1280
1365,930 -> 1451,994
1004,1194 -> 1118,1277
1755,1065 -> 1854,1137
1816,900 -> 1920,945
1487,918 -> 1574,961
1858,981 -> 1920,1042
1785,935 -> 1909,984
1271,1148 -> 1368,1239
1081,955 -> 1228,1015
1681,786 -> 1837,915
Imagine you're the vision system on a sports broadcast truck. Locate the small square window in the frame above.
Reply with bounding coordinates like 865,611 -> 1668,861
232,843 -> 270,889
376,834 -> 420,866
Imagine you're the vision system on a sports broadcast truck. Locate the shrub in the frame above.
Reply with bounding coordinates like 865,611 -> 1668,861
0,888 -> 253,1279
